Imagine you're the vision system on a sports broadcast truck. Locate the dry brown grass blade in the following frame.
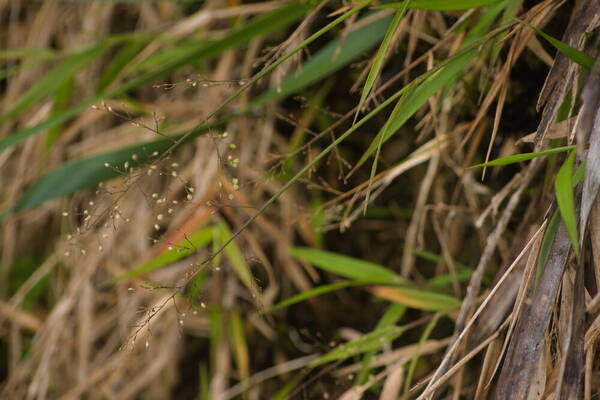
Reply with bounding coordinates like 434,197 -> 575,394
422,158 -> 543,397
579,57 -> 600,234
491,223 -> 571,399
534,0 -> 600,147
556,263 -> 585,398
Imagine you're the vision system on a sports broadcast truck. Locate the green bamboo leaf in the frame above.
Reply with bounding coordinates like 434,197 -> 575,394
471,145 -> 576,167
109,226 -> 213,283
516,18 -> 594,70
376,0 -> 501,10
555,151 -> 579,257
1,120 -> 223,219
290,247 -> 403,284
0,43 -> 108,125
355,4 -> 409,123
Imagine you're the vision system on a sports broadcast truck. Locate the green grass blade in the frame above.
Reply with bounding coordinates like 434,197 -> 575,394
108,226 -> 213,284
535,211 -> 560,283
403,313 -> 442,398
216,220 -> 257,294
252,9 -> 390,108
0,43 -> 108,125
355,4 -> 409,123
371,286 -> 460,311
96,38 -> 148,92
269,281 -> 358,311
516,18 -> 594,70
1,119 -> 225,218
357,48 -> 477,168
310,325 -> 405,367
290,247 -> 403,284
356,303 -> 406,384
555,151 -> 579,257
376,0 -> 501,10
471,145 -> 575,167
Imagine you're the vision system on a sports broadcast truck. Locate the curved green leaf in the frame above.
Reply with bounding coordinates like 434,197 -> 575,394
377,0 -> 501,11
471,145 -> 575,167
109,226 -> 213,284
290,247 -> 403,284
555,151 -> 579,257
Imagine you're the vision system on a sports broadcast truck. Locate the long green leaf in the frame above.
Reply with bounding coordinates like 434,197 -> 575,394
360,4 -> 410,213
355,4 -> 409,123
290,247 -> 403,284
3,119 -> 222,217
471,145 -> 575,167
516,18 -> 594,70
356,304 -> 406,384
376,0 -> 501,10
555,151 -> 579,257
217,220 -> 256,294
269,281 -> 360,311
535,211 -> 560,283
358,48 -> 477,167
370,286 -> 459,311
253,11 -> 391,108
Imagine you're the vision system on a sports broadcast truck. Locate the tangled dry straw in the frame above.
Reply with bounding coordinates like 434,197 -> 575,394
1,0 -> 600,399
